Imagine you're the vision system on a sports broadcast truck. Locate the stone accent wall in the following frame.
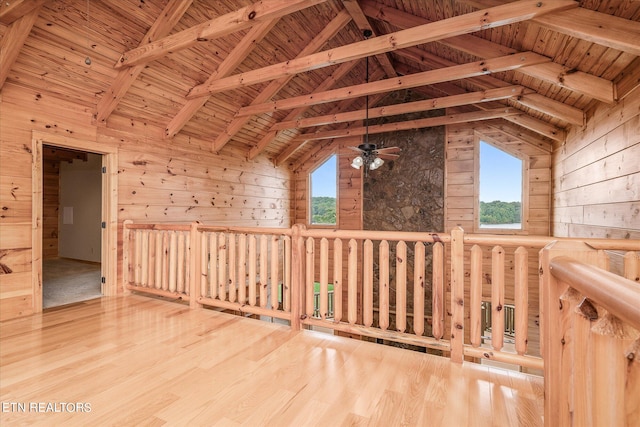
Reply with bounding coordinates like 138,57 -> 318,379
362,90 -> 445,336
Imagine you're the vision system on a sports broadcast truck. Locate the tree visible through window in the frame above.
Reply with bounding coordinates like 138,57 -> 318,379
479,141 -> 523,230
310,155 -> 337,225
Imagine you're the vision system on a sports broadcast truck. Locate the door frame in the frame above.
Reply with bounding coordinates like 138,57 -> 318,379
32,131 -> 118,311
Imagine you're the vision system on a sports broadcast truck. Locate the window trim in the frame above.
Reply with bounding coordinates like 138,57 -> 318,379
473,133 -> 529,235
308,152 -> 339,228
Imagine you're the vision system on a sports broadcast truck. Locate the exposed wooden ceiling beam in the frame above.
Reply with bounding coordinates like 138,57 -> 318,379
341,0 -> 396,78
291,108 -> 520,142
393,62 -> 566,142
0,5 -> 41,89
360,0 -> 613,104
187,0 -> 578,98
484,120 -> 552,153
271,86 -> 525,131
395,47 -> 583,126
235,52 -> 549,117
211,9 -> 352,152
504,113 -> 566,142
95,0 -> 193,124
246,59 -> 364,160
274,91 -> 386,166
460,0 -> 640,56
615,57 -> 640,101
164,19 -> 278,139
114,0 -> 329,68
0,0 -> 45,25
404,81 -> 555,152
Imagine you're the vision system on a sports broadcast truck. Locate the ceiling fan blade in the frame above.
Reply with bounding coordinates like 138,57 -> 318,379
376,147 -> 401,154
347,146 -> 363,152
378,153 -> 400,160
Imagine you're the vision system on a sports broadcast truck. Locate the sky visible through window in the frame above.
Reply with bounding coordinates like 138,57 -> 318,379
480,142 -> 522,203
311,155 -> 337,197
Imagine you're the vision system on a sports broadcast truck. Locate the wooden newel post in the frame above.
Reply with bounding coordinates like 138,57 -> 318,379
450,227 -> 465,363
291,224 -> 306,331
189,221 -> 202,309
539,240 -> 603,427
122,220 -> 133,294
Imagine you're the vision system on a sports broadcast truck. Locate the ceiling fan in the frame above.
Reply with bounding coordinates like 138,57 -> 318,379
348,142 -> 401,172
348,30 -> 401,176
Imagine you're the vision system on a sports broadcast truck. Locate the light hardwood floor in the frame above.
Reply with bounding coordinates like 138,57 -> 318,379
0,295 -> 544,426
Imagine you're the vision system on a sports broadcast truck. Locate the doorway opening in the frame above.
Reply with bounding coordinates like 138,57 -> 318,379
32,132 -> 118,312
42,146 -> 102,308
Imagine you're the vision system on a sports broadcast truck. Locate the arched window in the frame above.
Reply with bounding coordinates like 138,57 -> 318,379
309,154 -> 337,225
477,140 -> 525,231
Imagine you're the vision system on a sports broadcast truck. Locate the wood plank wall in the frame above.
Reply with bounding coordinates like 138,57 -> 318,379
552,87 -> 640,240
0,83 -> 293,321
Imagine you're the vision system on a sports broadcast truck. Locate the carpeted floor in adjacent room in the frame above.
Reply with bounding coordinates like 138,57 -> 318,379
43,258 -> 102,308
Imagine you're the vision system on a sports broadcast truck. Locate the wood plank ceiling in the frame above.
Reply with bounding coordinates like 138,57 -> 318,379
1,0 -> 639,168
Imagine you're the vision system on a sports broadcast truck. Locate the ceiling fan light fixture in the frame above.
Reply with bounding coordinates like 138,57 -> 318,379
351,156 -> 364,169
372,157 -> 384,169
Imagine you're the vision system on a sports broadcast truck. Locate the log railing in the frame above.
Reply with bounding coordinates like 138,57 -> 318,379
297,226 -> 451,353
122,221 -> 639,376
540,241 -> 640,427
122,221 -> 193,301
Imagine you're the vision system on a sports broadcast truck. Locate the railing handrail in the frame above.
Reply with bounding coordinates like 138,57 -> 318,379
301,228 -> 451,243
197,224 -> 292,236
123,221 -> 639,251
549,255 -> 640,331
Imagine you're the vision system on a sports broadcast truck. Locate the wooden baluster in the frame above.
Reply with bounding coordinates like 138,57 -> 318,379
491,245 -> 505,351
363,239 -> 373,327
122,221 -> 131,290
161,231 -> 169,291
209,233 -> 218,299
396,241 -> 407,333
333,238 -> 342,322
259,234 -> 268,308
218,233 -> 227,301
168,231 -> 177,292
134,230 -> 142,286
413,242 -> 425,337
283,235 -> 291,312
248,234 -> 257,306
305,237 -> 315,316
140,230 -> 149,287
147,230 -> 156,290
379,240 -> 390,331
176,232 -> 185,293
238,233 -> 247,304
514,246 -> 529,355
228,233 -> 236,303
319,237 -> 329,320
450,227 -> 464,362
270,235 -> 279,310
187,224 -> 196,303
347,239 -> 357,325
200,232 -> 208,297
432,241 -> 444,340
470,245 -> 483,348
154,231 -> 163,290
